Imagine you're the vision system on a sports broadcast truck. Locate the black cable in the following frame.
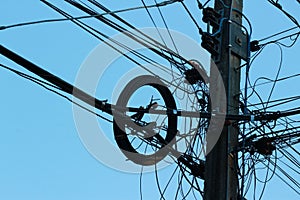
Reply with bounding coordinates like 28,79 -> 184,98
140,0 -> 167,47
248,95 -> 300,110
267,0 -> 300,28
41,0 -> 185,91
257,160 -> 271,200
244,46 -> 267,103
197,0 -> 211,9
0,63 -> 113,123
78,0 -> 97,12
62,0 -> 189,72
258,26 -> 299,42
265,43 -> 283,108
180,1 -> 204,34
279,148 -> 300,168
174,168 -> 184,200
277,152 -> 300,175
88,0 -> 181,59
154,0 -> 182,55
246,42 -> 284,114
139,166 -> 144,200
154,157 -> 166,200
0,63 -> 61,90
242,73 -> 300,92
269,159 -> 300,194
139,0 -> 181,68
260,31 -> 300,47
0,0 -> 180,30
161,165 -> 180,197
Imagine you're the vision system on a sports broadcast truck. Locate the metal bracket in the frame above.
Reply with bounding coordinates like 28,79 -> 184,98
230,23 -> 248,61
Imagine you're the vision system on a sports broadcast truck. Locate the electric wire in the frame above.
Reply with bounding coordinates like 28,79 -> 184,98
267,0 -> 300,28
180,1 -> 204,34
258,26 -> 299,42
260,31 -> 300,47
41,0 -> 191,94
3,0 -> 300,199
0,0 -> 181,31
0,63 -> 113,123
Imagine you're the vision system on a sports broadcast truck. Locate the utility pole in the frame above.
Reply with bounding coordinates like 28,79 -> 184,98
204,0 -> 244,199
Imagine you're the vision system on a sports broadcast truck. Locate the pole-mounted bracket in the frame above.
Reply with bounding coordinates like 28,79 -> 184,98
230,22 -> 248,61
201,7 -> 223,62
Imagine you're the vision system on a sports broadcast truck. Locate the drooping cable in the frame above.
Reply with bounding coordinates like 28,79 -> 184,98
0,0 -> 181,31
0,63 -> 113,122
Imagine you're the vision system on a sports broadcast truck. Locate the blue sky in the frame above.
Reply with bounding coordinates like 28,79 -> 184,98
1,0 -> 299,199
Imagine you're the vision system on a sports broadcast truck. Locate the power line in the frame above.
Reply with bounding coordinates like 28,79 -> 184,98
2,0 -> 300,199
267,0 -> 300,28
258,26 -> 299,42
0,63 -> 113,122
260,31 -> 300,47
0,0 -> 181,31
180,1 -> 204,34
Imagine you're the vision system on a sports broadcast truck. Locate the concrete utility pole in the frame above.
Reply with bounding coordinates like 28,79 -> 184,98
204,0 -> 243,199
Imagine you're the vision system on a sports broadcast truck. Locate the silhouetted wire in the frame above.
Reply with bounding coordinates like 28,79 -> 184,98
178,161 -> 204,193
268,159 -> 300,195
260,31 -> 300,47
246,42 -> 285,115
47,0 -> 210,120
247,95 -> 300,110
64,0 -> 193,71
86,0 -> 186,66
78,0 -> 97,12
108,1 -> 211,193
278,136 -> 300,156
197,0 -> 212,9
42,0 -> 192,94
259,151 -> 278,199
243,157 -> 255,196
152,0 -> 182,55
181,178 -> 195,199
174,169 -> 186,200
42,0 -> 190,74
3,1 -> 300,199
28,0 -> 300,198
277,153 -> 300,174
154,159 -> 166,200
279,149 -> 300,169
0,0 -> 180,31
139,166 -> 144,200
141,0 -> 168,48
0,63 -> 61,90
257,161 -> 270,200
258,26 -> 299,42
252,157 -> 258,200
161,165 -> 180,197
180,1 -> 204,34
140,0 -> 182,81
242,73 -> 300,92
240,98 -> 300,197
267,0 -> 300,28
0,63 -> 113,122
265,43 -> 283,108
245,46 -> 267,106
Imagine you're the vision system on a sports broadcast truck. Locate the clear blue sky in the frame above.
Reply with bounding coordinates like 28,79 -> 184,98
0,1 -> 299,200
